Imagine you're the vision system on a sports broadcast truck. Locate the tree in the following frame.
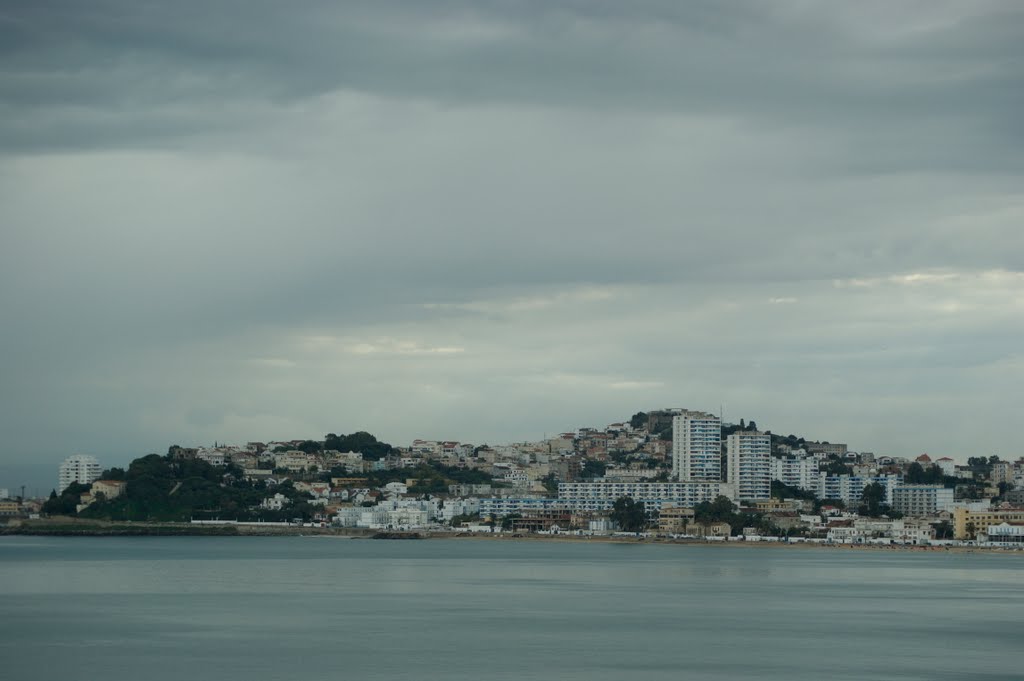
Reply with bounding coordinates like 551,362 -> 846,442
821,458 -> 854,476
966,457 -> 992,477
905,462 -> 944,484
129,454 -> 172,480
41,482 -> 92,515
630,412 -> 648,429
101,467 -> 127,481
859,482 -> 886,517
500,513 -> 522,531
295,440 -> 322,454
324,431 -> 394,461
694,496 -> 736,524
771,480 -> 816,502
610,497 -> 647,532
581,460 -> 606,480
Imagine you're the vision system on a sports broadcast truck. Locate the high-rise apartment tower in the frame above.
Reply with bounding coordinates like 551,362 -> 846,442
726,431 -> 772,501
672,411 -> 722,482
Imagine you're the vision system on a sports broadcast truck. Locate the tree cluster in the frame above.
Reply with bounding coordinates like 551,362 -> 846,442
771,480 -> 816,502
351,462 -> 496,494
64,453 -> 294,522
856,482 -> 892,517
820,457 -> 854,476
694,495 -> 780,536
324,432 -> 394,461
610,496 -> 647,532
42,482 -> 93,515
904,462 -> 946,485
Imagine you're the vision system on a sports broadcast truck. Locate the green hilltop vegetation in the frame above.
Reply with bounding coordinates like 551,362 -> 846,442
41,432 -> 497,523
45,454 -> 279,522
283,431 -> 395,460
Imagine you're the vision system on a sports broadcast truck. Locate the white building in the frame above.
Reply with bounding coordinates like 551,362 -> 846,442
260,493 -> 289,511
58,455 -> 101,493
602,468 -> 660,483
826,519 -> 935,545
333,499 -> 439,529
383,482 -> 408,497
726,431 -> 771,501
818,474 -> 903,507
557,481 -> 727,512
479,497 -> 564,518
982,523 -> 1024,546
440,498 -> 481,522
771,455 -> 820,492
672,410 -> 721,482
891,485 -> 955,517
274,451 -> 317,472
196,449 -> 226,467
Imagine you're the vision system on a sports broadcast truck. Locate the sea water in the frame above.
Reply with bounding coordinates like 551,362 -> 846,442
0,536 -> 1019,680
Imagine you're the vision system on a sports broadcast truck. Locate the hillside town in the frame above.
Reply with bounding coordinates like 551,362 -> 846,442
7,408 -> 1024,547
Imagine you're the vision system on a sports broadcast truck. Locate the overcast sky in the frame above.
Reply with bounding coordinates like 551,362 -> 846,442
2,1 -> 1022,491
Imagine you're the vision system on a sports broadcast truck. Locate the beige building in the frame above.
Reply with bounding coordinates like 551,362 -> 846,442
747,498 -> 805,513
990,462 -> 1014,485
91,480 -> 127,500
658,506 -> 696,534
954,507 -> 1024,539
808,443 -> 848,457
692,522 -> 731,538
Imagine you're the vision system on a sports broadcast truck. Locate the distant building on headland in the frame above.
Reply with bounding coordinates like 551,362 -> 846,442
58,455 -> 101,493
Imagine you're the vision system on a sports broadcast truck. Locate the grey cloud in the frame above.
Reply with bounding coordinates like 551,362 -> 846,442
1,1 -> 1022,174
0,2 -> 1021,484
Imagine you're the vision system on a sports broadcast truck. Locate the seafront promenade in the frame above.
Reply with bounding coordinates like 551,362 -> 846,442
3,518 -> 1018,554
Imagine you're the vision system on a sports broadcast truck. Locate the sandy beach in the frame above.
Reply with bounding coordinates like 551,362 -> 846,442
5,517 -> 1017,555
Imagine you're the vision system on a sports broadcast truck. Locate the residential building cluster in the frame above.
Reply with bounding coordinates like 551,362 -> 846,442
3,407 -> 1021,548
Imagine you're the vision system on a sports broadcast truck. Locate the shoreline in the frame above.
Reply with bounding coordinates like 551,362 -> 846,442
2,519 -> 1018,554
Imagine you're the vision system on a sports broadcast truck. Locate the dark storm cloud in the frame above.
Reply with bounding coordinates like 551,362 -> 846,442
1,1 -> 1022,173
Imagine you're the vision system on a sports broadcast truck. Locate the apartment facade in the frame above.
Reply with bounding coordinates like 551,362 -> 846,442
818,474 -> 903,507
890,485 -> 955,517
672,411 -> 722,482
771,455 -> 820,491
726,431 -> 771,501
557,481 -> 727,511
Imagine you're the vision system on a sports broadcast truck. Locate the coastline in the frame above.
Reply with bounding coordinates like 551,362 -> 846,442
2,518 -> 1017,554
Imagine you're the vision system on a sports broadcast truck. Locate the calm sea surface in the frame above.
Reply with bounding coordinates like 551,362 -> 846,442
0,536 -> 1020,680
